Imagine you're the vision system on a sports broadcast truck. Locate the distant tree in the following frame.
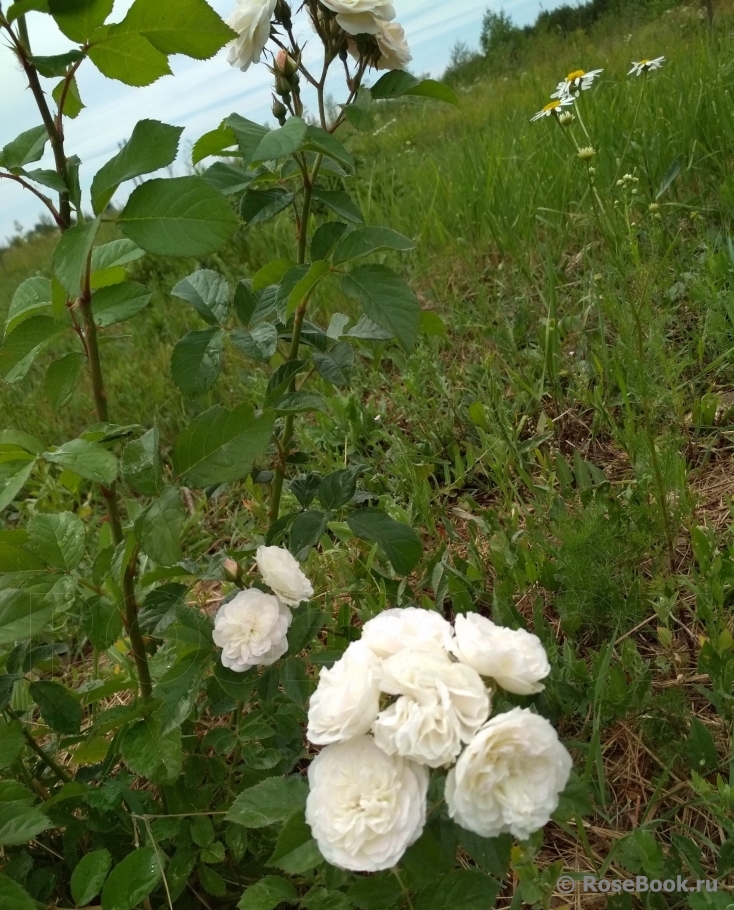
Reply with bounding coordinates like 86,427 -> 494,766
480,10 -> 520,58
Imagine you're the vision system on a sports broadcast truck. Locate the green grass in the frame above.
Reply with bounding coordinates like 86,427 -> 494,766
3,0 -> 734,897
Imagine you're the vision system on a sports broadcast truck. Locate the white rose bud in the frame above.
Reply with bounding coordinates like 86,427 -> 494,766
319,0 -> 395,35
450,613 -> 550,695
361,606 -> 452,659
374,20 -> 412,70
226,0 -> 277,72
306,735 -> 428,871
446,707 -> 573,840
307,641 -> 381,745
373,647 -> 490,766
256,545 -> 314,606
212,589 -> 291,671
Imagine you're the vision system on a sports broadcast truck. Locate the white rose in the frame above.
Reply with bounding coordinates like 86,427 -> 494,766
307,641 -> 381,745
319,0 -> 395,36
226,0 -> 277,72
374,20 -> 412,70
450,613 -> 551,695
446,707 -> 573,840
361,607 -> 452,659
306,735 -> 428,871
256,545 -> 314,606
212,588 -> 291,671
374,647 -> 490,766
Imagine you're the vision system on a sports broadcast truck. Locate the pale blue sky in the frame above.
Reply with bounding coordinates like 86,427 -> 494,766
0,0 -> 564,241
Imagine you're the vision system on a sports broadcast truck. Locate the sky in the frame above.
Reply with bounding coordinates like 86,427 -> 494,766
0,0 -> 563,240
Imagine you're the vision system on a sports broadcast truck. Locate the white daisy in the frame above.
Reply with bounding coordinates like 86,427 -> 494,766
551,68 -> 603,99
628,56 -> 665,76
530,96 -> 574,123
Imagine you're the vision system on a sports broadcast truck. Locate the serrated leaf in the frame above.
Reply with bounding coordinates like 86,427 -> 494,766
226,776 -> 308,827
52,75 -> 84,118
121,427 -> 163,496
0,459 -> 36,512
312,188 -> 363,224
27,511 -> 85,571
370,71 -> 460,107
253,259 -> 294,292
52,217 -> 101,296
414,870 -> 500,910
92,281 -> 152,326
91,238 -> 145,271
0,802 -> 52,846
30,49 -> 84,77
225,113 -> 269,166
172,404 -> 275,488
273,392 -> 324,415
171,327 -> 223,398
79,596 -> 122,651
88,28 -> 172,86
118,176 -> 238,257
44,439 -> 118,486
304,125 -> 355,173
134,486 -> 185,566
342,264 -> 420,351
172,269 -> 230,326
241,187 -> 295,227
48,0 -> 113,41
154,648 -> 212,733
290,510 -> 327,556
251,117 -> 307,163
332,226 -> 415,263
266,810 -> 322,873
0,573 -> 64,644
0,530 -> 45,573
0,126 -> 47,170
101,847 -> 162,910
312,341 -> 354,387
112,0 -> 236,59
318,468 -> 358,510
0,315 -> 67,382
7,0 -> 50,23
192,124 -> 238,165
230,325 -> 277,362
311,222 -> 350,261
0,875 -> 36,910
91,119 -> 183,213
286,260 -> 330,317
71,848 -> 112,907
347,876 -> 403,909
0,720 -> 24,770
5,277 -> 52,333
202,161 -> 253,195
238,875 -> 298,910
347,508 -> 422,575
121,718 -> 182,784
29,679 -> 82,734
232,280 -> 258,327
19,167 -> 68,194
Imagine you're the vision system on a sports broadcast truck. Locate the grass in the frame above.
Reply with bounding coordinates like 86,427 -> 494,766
3,0 -> 734,902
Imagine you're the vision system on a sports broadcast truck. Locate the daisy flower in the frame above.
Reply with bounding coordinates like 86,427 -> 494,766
628,56 -> 665,76
531,96 -> 574,122
551,68 -> 603,99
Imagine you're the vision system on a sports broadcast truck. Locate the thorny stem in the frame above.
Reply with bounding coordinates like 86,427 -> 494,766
5,707 -> 72,784
0,172 -> 65,228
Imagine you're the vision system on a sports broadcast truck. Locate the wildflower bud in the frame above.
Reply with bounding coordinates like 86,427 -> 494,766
616,179 -> 623,187
648,203 -> 660,213
223,558 -> 243,585
272,96 -> 288,125
275,0 -> 292,28
577,146 -> 596,161
274,72 -> 291,97
274,48 -> 299,77
558,111 -> 574,127
588,166 -> 596,175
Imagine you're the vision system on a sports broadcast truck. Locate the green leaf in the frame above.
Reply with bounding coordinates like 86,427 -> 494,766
225,114 -> 269,166
347,876 -> 403,910
0,801 -> 51,846
272,392 -> 324,415
414,871 -> 500,910
266,810 -> 322,874
121,427 -> 163,496
52,75 -> 84,118
88,28 -> 171,86
44,438 -> 118,486
0,316 -> 67,382
238,875 -> 298,910
203,162 -> 254,197
0,530 -> 45,573
232,278 -> 259,322
92,281 -> 152,327
91,119 -> 184,213
342,264 -> 420,351
0,874 -> 36,910
29,679 -> 82,734
118,176 -> 238,257
301,887 -> 352,910
172,404 -> 275,488
0,720 -> 24,770
0,126 -> 47,170
134,486 -> 185,566
332,226 -> 415,263
101,847 -> 162,910
241,187 -> 295,227
686,716 -> 720,773
6,0 -> 50,23
304,124 -> 355,172
226,776 -> 308,828
312,341 -> 354,388
0,574 -> 64,644
656,155 -> 683,200
20,168 -> 67,195
286,260 -> 330,317
312,188 -> 363,224
290,511 -> 327,558
172,269 -> 230,326
347,508 -> 422,575
91,238 -> 145,272
0,430 -> 44,454
318,468 -> 358,510
154,648 -> 212,733
29,49 -> 84,77
251,117 -> 307,163
192,124 -> 238,165
230,325 -> 277,362
342,88 -> 375,132
71,849 -> 112,907
79,596 -> 122,650
121,718 -> 182,784
311,222 -> 350,261
5,277 -> 52,333
171,328 -> 223,398
370,71 -> 460,106
27,511 -> 85,571
346,314 -> 393,341
52,217 -> 101,296
0,459 -> 36,512
253,259 -> 294,292
112,0 -> 236,59
48,0 -> 112,41
455,830 -> 511,878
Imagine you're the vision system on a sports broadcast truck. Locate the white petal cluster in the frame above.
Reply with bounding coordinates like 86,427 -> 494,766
256,545 -> 314,606
304,607 -> 571,869
628,56 -> 665,76
212,589 -> 291,671
446,707 -> 573,840
319,0 -> 395,35
226,0 -> 277,72
374,20 -> 412,70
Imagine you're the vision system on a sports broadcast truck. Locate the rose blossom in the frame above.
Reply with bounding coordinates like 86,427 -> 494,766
212,588 -> 291,671
226,0 -> 277,72
360,607 -> 452,659
374,20 -> 412,70
307,640 -> 381,745
256,545 -> 314,606
450,613 -> 551,695
306,735 -> 428,871
446,707 -> 573,840
373,647 -> 490,766
319,0 -> 395,36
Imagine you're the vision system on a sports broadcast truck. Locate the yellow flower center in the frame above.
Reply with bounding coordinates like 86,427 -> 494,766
566,69 -> 586,81
543,101 -> 561,113
638,59 -> 651,66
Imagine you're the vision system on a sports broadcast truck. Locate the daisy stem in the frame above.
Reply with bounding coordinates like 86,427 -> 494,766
612,78 -> 645,185
572,95 -> 592,143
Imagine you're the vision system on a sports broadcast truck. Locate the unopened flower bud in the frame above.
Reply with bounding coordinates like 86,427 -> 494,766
558,111 -> 574,126
274,72 -> 291,97
577,146 -> 596,161
275,48 -> 299,77
275,0 -> 292,28
223,558 -> 242,585
272,96 -> 288,124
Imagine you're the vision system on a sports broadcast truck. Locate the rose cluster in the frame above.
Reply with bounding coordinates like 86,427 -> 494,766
304,608 -> 572,872
212,546 -> 313,671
